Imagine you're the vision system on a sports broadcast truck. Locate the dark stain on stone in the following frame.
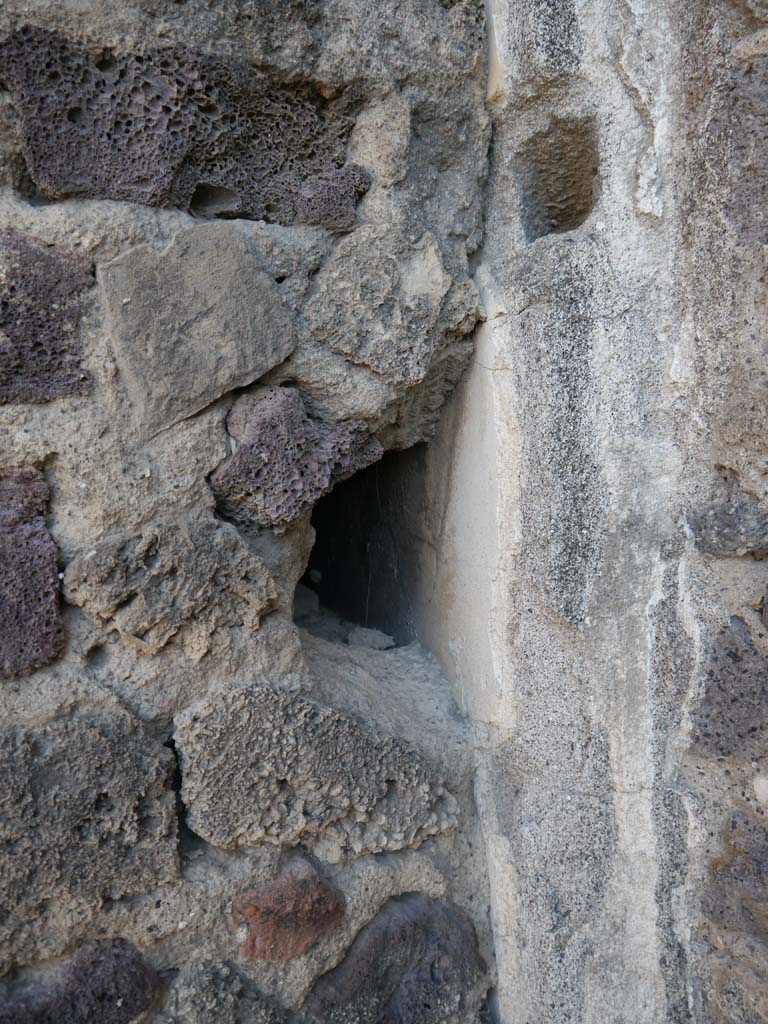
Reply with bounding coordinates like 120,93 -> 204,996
532,0 -> 581,73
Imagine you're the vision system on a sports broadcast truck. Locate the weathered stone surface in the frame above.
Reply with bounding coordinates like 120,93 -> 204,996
306,225 -> 481,389
300,629 -> 472,786
157,962 -> 289,1024
707,809 -> 768,935
0,467 -> 63,678
0,0 -> 491,1013
232,858 -> 344,961
689,618 -> 768,760
0,229 -> 94,404
304,895 -> 486,1024
0,711 -> 177,968
100,223 -> 296,432
64,512 -> 277,657
701,956 -> 768,1024
175,685 -> 458,858
695,808 -> 768,1022
0,939 -> 161,1024
266,225 -> 483,448
210,386 -> 383,530
296,165 -> 372,232
0,26 -> 368,228
689,472 -> 768,557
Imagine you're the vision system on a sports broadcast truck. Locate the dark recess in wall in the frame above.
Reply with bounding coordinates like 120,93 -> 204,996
301,445 -> 430,645
516,116 -> 598,241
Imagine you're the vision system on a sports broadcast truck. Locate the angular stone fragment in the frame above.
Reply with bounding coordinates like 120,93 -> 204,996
174,685 -> 458,857
64,513 -> 277,657
689,618 -> 768,760
689,472 -> 768,557
306,226 -> 481,388
100,224 -> 296,432
304,895 -> 486,1024
210,386 -> 383,530
0,468 -> 63,678
0,712 -> 177,968
158,962 -> 289,1024
0,939 -> 161,1024
0,229 -> 94,405
232,858 -> 344,960
0,26 -> 368,227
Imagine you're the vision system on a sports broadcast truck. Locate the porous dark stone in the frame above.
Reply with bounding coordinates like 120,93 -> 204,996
0,229 -> 94,405
0,468 -> 63,678
0,26 -> 369,228
304,894 -> 486,1024
0,940 -> 161,1024
210,387 -> 383,530
689,617 -> 768,760
0,712 -> 178,969
297,165 -> 372,232
232,858 -> 344,960
689,472 -> 768,557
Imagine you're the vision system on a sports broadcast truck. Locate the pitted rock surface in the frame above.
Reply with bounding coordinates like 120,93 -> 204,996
232,858 -> 344,960
0,26 -> 369,227
689,618 -> 768,760
158,962 -> 290,1024
0,465 -> 49,526
210,386 -> 383,530
174,685 -> 458,858
0,939 -> 161,1024
100,223 -> 297,433
0,0 -> 490,1017
0,467 -> 63,678
0,712 -> 177,969
304,894 -> 486,1024
64,513 -> 277,657
0,229 -> 93,404
296,165 -> 372,232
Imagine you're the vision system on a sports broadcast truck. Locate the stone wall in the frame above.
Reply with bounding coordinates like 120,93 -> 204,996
3,1 -> 768,1022
0,2 -> 494,1021
343,1 -> 768,1022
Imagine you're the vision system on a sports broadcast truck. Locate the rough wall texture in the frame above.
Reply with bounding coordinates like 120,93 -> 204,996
0,1 -> 490,1022
2,1 -> 764,1022
318,1 -> 768,1022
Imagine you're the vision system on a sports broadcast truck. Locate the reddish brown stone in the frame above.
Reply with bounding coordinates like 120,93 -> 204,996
232,859 -> 344,961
